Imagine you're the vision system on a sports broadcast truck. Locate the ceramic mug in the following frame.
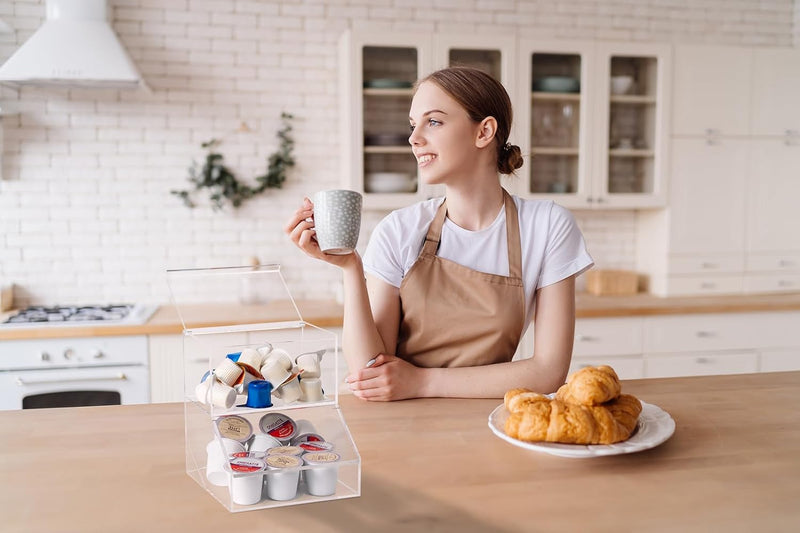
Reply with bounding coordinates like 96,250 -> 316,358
312,189 -> 362,255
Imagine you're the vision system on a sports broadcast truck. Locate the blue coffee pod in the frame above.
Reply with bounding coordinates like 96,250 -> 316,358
226,352 -> 242,362
242,380 -> 273,408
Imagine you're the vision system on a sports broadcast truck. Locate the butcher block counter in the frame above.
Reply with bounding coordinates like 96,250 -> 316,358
2,292 -> 800,341
2,371 -> 798,532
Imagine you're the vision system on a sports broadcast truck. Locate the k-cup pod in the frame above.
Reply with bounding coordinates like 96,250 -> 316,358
298,440 -> 335,453
268,349 -> 293,372
295,352 -> 321,379
294,419 -> 317,436
299,377 -> 324,402
290,432 -> 325,446
237,348 -> 263,369
216,415 -> 253,444
226,352 -> 241,362
256,343 -> 273,358
205,438 -> 245,487
247,433 -> 282,453
264,454 -> 303,501
229,456 -> 266,505
260,358 -> 291,389
312,189 -> 362,255
241,380 -> 273,408
267,445 -> 304,457
302,452 -> 341,496
234,363 -> 264,394
274,373 -> 302,404
215,358 -> 243,387
259,412 -> 297,443
195,378 -> 236,409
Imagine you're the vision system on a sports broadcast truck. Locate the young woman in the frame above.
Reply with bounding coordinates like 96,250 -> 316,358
285,67 -> 593,401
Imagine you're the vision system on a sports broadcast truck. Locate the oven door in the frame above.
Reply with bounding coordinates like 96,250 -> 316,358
0,365 -> 150,410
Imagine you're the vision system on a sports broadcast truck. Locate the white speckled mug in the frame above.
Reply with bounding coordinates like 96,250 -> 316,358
312,190 -> 362,255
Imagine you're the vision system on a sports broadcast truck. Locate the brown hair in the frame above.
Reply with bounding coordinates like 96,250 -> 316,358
415,66 -> 523,175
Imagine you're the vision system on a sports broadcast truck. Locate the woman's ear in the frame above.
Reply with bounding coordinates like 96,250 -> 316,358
475,116 -> 498,148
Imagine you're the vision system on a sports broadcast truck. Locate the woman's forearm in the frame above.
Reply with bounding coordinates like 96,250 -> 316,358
340,256 -> 388,371
420,355 -> 567,399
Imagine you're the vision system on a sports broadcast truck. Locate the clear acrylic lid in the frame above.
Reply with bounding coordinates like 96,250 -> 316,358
165,264 -> 303,332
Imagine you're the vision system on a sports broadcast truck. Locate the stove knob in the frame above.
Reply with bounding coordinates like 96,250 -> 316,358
92,349 -> 105,359
40,351 -> 50,362
63,348 -> 75,360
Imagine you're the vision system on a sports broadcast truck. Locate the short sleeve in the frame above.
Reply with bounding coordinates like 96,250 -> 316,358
362,214 -> 405,288
537,204 -> 594,288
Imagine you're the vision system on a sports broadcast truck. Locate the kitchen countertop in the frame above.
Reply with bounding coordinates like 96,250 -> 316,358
2,371 -> 798,531
2,292 -> 799,341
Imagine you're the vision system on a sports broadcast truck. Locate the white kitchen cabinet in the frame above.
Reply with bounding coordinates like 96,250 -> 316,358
750,48 -> 800,137
760,349 -> 800,373
148,334 -> 187,403
645,350 -> 758,378
671,45 -> 753,136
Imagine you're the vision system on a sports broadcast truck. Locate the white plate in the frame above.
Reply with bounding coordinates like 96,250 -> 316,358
488,400 -> 675,458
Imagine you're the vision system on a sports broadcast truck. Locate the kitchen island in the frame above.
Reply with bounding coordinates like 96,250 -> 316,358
2,371 -> 799,532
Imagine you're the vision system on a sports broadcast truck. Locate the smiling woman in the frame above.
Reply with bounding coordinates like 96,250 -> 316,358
284,67 -> 593,401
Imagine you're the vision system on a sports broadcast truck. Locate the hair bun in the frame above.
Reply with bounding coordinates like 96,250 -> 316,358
499,143 -> 523,175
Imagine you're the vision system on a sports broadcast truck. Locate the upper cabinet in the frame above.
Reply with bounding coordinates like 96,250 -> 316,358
672,45 -> 753,136
751,48 -> 800,138
515,40 -> 671,209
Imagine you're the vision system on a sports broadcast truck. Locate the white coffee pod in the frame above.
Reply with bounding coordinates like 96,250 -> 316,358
195,378 -> 236,409
260,358 -> 291,389
205,438 -> 245,487
238,348 -> 263,369
295,352 -> 321,379
215,358 -> 243,387
247,433 -> 282,453
299,377 -> 324,402
275,373 -> 302,404
294,419 -> 317,436
229,456 -> 266,505
302,452 -> 341,496
268,348 -> 293,372
264,454 -> 303,501
256,343 -> 273,358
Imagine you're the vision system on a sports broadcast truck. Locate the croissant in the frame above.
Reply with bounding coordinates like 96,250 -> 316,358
555,365 -> 621,406
504,389 -> 642,445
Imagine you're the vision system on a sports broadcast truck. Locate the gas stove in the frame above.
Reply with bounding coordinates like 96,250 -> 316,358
1,304 -> 158,328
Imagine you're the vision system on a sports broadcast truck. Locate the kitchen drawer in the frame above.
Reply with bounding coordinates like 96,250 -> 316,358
668,254 -> 744,275
644,313 -> 757,353
743,273 -> 800,294
760,349 -> 800,372
746,252 -> 800,272
665,275 -> 743,296
572,317 -> 643,357
569,355 -> 644,380
644,350 -> 758,378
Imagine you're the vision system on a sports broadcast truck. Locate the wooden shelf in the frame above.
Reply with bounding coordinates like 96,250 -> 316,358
364,145 -> 412,154
610,95 -> 656,104
363,88 -> 414,96
609,148 -> 655,157
532,92 -> 581,101
531,147 -> 579,156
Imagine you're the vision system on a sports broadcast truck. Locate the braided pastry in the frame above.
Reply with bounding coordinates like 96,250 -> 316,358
502,366 -> 642,445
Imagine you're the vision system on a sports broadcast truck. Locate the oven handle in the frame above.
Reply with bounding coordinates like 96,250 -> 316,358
15,373 -> 128,386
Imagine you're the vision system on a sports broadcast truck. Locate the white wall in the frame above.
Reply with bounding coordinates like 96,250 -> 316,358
0,0 -> 796,307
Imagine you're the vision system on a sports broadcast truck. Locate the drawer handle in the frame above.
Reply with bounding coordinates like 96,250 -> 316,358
696,331 -> 716,338
700,262 -> 718,269
16,373 -> 128,386
700,282 -> 716,289
695,357 -> 711,364
778,260 -> 796,268
778,280 -> 793,287
577,335 -> 598,342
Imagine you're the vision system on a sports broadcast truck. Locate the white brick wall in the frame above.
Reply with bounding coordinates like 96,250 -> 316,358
0,0 -> 796,306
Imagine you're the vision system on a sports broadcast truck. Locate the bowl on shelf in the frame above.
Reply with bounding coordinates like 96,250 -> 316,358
363,79 -> 413,89
364,172 -> 416,193
532,76 -> 580,93
610,76 -> 634,95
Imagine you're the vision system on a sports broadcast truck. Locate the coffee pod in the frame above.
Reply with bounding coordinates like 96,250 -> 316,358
238,348 -> 263,369
259,412 -> 297,443
294,419 -> 317,436
291,432 -> 326,446
215,358 -> 243,387
260,358 -> 291,389
256,343 -> 273,358
195,378 -> 236,409
295,352 -> 321,379
247,433 -> 282,453
234,363 -> 264,394
274,373 -> 302,404
264,454 -> 303,501
302,452 -> 341,496
205,438 -> 245,486
242,380 -> 273,408
267,445 -> 304,457
298,440 -> 335,453
229,456 -> 266,505
216,415 -> 253,444
299,377 -> 324,402
267,348 -> 293,372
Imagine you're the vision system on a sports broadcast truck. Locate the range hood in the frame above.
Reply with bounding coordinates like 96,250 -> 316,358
0,0 -> 147,90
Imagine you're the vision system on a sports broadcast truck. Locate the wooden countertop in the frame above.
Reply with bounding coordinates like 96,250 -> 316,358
2,292 -> 799,341
1,371 -> 798,531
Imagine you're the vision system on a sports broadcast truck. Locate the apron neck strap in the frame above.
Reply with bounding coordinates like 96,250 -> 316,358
422,190 -> 523,279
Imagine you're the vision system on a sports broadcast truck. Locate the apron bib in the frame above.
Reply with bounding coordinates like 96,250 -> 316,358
396,189 -> 526,368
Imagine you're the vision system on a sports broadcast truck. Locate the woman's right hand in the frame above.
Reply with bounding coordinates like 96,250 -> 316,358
283,197 -> 358,268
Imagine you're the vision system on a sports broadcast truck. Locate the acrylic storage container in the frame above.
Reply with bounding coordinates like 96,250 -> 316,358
167,264 -> 361,512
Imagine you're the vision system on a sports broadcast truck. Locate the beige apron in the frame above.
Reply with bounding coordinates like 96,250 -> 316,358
396,189 -> 526,368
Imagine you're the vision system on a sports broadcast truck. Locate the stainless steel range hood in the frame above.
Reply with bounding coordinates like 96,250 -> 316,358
0,0 -> 147,90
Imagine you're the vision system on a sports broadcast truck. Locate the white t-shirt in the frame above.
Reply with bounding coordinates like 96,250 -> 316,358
362,195 -> 594,328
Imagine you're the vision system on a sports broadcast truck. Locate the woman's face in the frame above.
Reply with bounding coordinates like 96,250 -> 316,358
408,81 -> 481,185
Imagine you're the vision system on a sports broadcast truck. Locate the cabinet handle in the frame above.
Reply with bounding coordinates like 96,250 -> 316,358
16,373 -> 128,386
778,280 -> 794,287
695,357 -> 711,364
700,262 -> 718,269
578,335 -> 598,342
695,331 -> 716,338
700,282 -> 716,289
596,197 -> 606,204
705,129 -> 720,146
586,197 -> 594,203
778,260 -> 796,268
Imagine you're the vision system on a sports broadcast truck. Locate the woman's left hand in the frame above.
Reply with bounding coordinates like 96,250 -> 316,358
344,354 -> 426,401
